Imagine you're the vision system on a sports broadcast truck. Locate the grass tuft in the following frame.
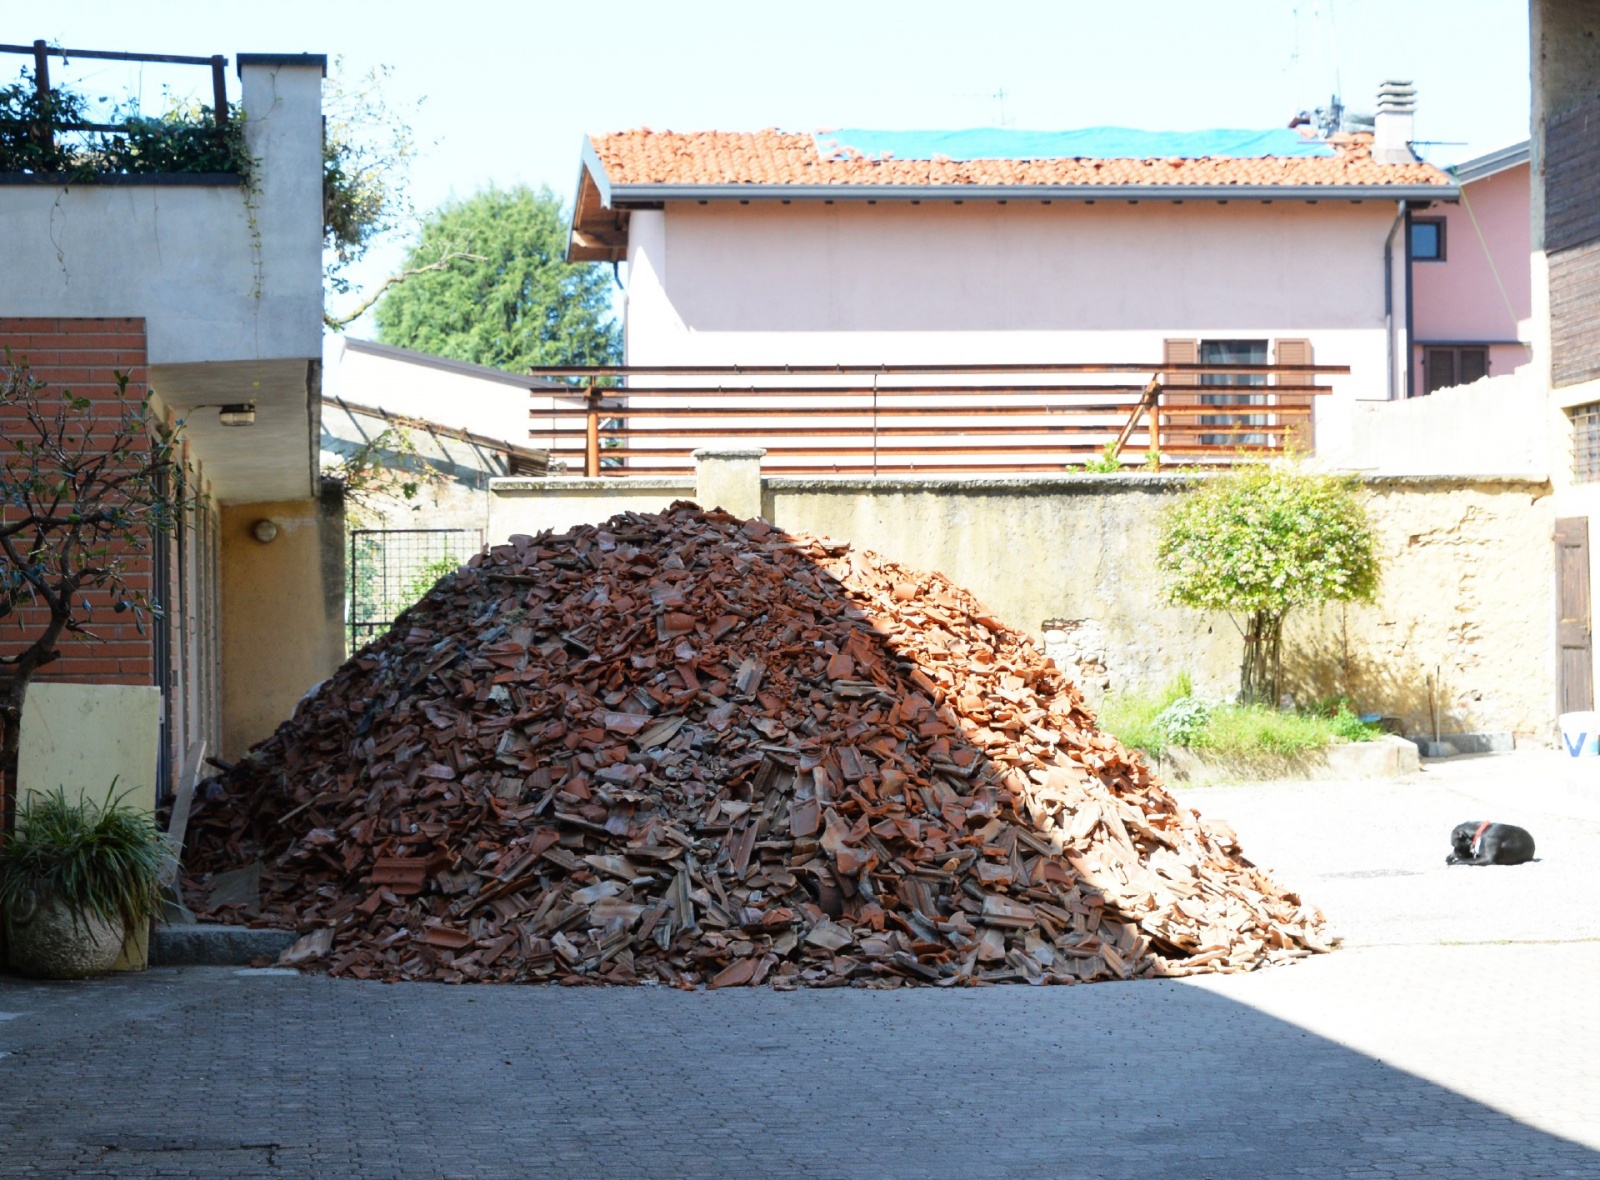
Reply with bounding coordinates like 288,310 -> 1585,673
1099,682 -> 1383,757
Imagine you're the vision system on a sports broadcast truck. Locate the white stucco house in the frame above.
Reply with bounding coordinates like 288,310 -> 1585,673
566,89 -> 1464,468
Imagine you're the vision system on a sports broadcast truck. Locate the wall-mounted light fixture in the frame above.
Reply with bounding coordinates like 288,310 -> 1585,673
252,519 -> 279,544
219,403 -> 257,427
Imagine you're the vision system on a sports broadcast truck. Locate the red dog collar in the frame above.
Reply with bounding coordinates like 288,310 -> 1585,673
1470,820 -> 1493,856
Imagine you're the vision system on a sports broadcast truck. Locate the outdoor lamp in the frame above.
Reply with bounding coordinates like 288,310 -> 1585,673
219,403 -> 257,427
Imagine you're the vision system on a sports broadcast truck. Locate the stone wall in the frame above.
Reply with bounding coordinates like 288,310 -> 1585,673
490,466 -> 1558,743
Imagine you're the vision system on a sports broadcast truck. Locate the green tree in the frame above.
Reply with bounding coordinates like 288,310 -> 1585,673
1155,464 -> 1379,706
375,185 -> 620,372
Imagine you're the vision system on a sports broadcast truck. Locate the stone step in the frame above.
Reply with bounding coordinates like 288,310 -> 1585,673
149,924 -> 297,967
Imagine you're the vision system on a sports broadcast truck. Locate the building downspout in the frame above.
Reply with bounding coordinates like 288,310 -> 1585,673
1403,204 -> 1417,397
1383,201 -> 1405,401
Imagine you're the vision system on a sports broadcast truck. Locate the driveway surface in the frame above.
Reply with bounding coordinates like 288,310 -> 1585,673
2,749 -> 1597,1178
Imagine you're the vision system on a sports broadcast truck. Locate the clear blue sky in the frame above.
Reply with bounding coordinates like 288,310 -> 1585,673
11,0 -> 1532,334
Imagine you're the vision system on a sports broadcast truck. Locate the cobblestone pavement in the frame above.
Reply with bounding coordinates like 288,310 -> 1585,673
2,751 -> 1597,1179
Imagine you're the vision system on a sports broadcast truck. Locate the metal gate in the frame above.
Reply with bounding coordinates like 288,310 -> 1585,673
349,528 -> 483,650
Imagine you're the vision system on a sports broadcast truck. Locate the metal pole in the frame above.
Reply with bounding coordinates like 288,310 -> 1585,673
871,373 -> 879,477
349,529 -> 357,652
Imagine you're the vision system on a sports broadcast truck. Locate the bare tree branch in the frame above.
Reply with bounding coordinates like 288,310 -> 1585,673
323,249 -> 485,330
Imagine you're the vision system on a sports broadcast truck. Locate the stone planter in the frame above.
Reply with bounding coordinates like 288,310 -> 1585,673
4,892 -> 126,979
1159,734 -> 1422,785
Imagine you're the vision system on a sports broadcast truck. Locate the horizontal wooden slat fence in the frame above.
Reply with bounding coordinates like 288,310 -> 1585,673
525,361 -> 1348,477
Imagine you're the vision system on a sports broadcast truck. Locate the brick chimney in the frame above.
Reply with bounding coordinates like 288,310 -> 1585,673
1372,80 -> 1417,164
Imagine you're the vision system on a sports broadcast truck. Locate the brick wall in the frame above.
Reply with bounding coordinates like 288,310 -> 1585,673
0,317 -> 155,686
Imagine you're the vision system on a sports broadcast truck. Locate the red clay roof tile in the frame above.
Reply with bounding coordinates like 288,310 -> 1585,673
588,128 -> 1452,190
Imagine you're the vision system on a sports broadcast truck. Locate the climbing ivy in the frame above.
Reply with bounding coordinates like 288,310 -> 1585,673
0,75 -> 250,180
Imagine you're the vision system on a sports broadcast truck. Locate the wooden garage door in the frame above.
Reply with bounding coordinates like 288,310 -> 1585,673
1557,517 -> 1594,713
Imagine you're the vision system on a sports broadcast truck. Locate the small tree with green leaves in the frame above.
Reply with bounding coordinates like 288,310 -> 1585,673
1155,463 -> 1379,706
0,357 -> 189,825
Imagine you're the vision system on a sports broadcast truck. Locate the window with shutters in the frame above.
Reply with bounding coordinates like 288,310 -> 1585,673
1423,346 -> 1489,394
1572,402 -> 1600,483
1199,339 -> 1268,446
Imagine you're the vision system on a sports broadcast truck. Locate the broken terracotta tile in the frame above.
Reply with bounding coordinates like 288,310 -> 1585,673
185,504 -> 1327,989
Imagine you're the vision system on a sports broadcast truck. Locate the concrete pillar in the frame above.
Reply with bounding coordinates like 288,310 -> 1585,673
237,53 -> 326,357
694,448 -> 766,521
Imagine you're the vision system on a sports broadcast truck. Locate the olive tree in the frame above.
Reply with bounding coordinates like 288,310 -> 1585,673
1156,464 -> 1379,705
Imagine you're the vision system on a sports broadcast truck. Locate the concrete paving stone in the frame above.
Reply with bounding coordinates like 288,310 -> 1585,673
1,751 -> 1597,1177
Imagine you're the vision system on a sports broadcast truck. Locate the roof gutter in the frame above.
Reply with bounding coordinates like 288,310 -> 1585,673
604,181 -> 1460,205
1448,140 -> 1531,185
1384,201 -> 1406,401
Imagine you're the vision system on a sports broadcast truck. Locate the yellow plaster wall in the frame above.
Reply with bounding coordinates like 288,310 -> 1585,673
221,496 -> 346,759
765,475 -> 1557,742
16,682 -> 162,969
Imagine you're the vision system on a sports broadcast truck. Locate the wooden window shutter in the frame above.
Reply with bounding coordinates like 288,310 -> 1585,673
1274,338 -> 1314,451
1163,338 -> 1200,385
1161,339 -> 1201,453
1425,346 -> 1455,393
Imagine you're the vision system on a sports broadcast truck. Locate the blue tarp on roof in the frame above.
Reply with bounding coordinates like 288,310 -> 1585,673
813,127 -> 1335,162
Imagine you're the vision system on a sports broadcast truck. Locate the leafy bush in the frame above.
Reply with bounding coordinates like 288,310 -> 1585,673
0,786 -> 173,933
1157,464 -> 1379,705
1097,675 -> 1194,754
1328,702 -> 1384,743
1153,696 -> 1212,746
401,554 -> 461,604
1082,442 -> 1123,473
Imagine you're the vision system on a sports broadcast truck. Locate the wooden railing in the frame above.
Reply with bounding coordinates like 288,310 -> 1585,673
0,41 -> 231,136
525,361 -> 1349,477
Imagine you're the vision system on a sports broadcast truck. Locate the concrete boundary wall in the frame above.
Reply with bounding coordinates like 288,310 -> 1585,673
490,464 -> 1557,742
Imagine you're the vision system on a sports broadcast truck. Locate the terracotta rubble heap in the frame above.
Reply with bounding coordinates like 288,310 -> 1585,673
185,503 -> 1329,988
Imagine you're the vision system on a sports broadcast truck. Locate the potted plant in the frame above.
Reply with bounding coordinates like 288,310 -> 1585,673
0,785 -> 173,979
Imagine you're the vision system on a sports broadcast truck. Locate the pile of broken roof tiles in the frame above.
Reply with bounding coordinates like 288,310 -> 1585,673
185,503 -> 1329,988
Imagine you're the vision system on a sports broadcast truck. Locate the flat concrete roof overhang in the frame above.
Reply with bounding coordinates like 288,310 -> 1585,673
150,357 -> 320,504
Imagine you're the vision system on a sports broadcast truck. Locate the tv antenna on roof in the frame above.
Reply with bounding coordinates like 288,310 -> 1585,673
993,87 -> 1012,128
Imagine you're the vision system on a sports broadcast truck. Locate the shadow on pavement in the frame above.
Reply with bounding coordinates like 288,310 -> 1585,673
0,967 -> 1593,1178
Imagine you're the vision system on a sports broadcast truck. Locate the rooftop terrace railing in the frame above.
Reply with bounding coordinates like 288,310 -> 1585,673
524,361 -> 1349,477
0,41 -> 231,172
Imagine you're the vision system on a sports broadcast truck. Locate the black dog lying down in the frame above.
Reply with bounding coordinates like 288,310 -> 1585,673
1446,821 -> 1536,866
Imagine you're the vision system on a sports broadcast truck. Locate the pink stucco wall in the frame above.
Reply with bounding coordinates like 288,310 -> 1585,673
623,197 -> 1413,456
1411,162 -> 1533,385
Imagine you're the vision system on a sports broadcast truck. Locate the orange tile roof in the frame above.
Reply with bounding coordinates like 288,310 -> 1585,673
588,128 -> 1453,191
